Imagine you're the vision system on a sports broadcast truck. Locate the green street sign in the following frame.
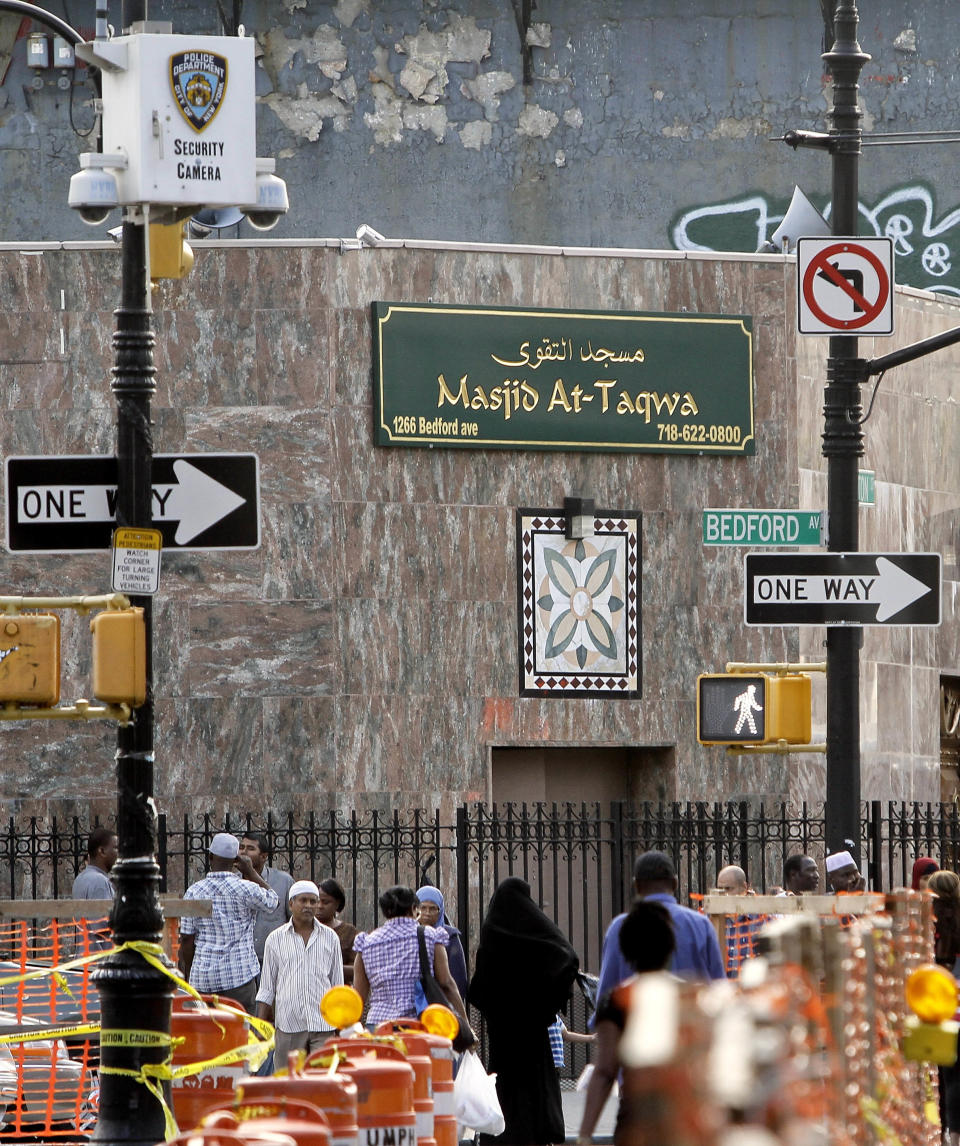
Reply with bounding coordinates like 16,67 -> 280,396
702,509 -> 823,547
373,302 -> 755,455
858,469 -> 876,505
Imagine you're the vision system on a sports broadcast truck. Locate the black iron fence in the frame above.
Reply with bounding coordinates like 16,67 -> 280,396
4,800 -> 960,947
2,799 -> 960,1082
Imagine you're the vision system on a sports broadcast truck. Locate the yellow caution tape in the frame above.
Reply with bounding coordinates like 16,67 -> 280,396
860,1096 -> 905,1146
0,937 -> 276,1138
100,1029 -> 175,1048
98,1062 -> 178,1143
0,1021 -> 100,1045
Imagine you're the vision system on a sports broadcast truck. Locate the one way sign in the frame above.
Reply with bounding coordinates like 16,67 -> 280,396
744,552 -> 941,626
5,453 -> 260,552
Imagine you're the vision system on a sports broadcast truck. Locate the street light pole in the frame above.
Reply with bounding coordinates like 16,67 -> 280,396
821,1 -> 870,860
89,4 -> 174,1143
90,205 -> 173,1146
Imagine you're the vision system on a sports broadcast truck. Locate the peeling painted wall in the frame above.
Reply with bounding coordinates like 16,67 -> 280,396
2,4 -> 960,253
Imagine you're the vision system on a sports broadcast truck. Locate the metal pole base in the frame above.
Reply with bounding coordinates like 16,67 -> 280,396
90,945 -> 175,1146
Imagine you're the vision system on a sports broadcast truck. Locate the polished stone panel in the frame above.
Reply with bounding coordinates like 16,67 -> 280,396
0,245 -> 954,826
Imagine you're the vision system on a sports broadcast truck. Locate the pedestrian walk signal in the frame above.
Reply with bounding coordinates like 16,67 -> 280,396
697,672 -> 811,746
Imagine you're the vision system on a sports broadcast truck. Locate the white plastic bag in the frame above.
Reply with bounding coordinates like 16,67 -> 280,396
454,1051 -> 505,1136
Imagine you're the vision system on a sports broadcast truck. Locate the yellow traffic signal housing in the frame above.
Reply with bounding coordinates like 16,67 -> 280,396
149,221 -> 194,281
0,614 -> 60,705
90,607 -> 146,707
770,673 -> 812,744
697,672 -> 812,746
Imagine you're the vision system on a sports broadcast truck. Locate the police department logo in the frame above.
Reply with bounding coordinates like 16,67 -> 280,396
170,51 -> 227,132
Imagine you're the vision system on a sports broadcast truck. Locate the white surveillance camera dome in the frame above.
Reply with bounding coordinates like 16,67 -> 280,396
245,210 -> 283,232
68,167 -> 119,226
245,170 -> 288,232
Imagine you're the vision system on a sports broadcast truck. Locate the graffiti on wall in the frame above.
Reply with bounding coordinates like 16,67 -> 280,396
670,185 -> 960,297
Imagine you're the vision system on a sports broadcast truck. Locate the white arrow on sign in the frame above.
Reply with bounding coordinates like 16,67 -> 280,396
752,556 -> 932,622
15,460 -> 246,545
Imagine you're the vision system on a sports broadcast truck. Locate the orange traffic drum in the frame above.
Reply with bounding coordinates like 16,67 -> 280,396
170,996 -> 251,1130
369,1031 -> 436,1146
373,1022 -> 455,1085
237,1071 -> 359,1146
317,1042 -> 416,1146
164,1130 -> 295,1146
430,1077 -> 456,1146
200,1102 -> 332,1146
371,1021 -> 457,1146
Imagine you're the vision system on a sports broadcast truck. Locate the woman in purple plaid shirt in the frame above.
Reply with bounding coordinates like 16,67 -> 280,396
354,885 -> 473,1037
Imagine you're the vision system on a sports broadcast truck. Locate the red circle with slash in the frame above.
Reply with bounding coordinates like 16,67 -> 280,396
802,242 -> 890,330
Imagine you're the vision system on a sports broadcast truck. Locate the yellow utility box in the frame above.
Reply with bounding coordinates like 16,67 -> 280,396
0,614 -> 60,705
90,607 -> 146,707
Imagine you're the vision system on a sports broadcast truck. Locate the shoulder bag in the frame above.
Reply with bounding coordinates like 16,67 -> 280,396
415,924 -> 451,1014
416,925 -> 477,1053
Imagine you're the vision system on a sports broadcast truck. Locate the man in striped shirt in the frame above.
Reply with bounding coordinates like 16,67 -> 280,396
256,880 -> 344,1069
180,833 -> 280,1013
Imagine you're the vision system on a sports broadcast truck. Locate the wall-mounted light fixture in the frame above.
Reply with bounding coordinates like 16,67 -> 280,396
565,496 -> 595,540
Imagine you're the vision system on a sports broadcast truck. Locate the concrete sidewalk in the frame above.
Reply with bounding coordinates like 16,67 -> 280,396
561,1083 -> 617,1142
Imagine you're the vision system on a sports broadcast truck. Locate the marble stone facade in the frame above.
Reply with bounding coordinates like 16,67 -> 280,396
0,242 -> 955,824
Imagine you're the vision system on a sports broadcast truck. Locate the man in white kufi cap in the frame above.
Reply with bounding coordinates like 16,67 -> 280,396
825,849 -> 866,893
256,879 -> 344,1067
179,832 -> 280,1014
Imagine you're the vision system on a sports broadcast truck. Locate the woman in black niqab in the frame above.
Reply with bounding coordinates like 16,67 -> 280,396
469,877 -> 579,1145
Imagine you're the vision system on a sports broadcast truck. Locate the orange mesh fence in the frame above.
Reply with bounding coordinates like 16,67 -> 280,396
0,916 -> 106,1138
690,894 -> 768,978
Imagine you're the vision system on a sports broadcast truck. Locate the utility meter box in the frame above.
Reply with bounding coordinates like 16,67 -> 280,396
93,33 -> 256,207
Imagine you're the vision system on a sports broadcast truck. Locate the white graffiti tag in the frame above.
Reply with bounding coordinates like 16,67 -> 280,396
672,184 -> 960,296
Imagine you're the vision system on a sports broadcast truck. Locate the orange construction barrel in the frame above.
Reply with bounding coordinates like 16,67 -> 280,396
373,1021 -> 456,1146
164,1130 -> 295,1146
201,1102 -> 332,1146
373,1021 -> 455,1083
317,1042 -> 416,1146
367,1031 -> 436,1146
170,995 -> 251,1130
237,1070 -> 359,1146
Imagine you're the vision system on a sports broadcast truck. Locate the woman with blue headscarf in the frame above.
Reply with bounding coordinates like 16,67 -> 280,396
416,885 -> 469,1002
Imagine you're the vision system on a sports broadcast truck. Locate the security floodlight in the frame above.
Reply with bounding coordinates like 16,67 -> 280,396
356,224 -> 386,247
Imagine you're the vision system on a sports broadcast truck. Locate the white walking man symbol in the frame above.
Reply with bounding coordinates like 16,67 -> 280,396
733,683 -> 763,735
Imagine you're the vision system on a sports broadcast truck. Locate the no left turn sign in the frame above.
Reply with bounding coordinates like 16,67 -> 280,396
797,236 -> 894,336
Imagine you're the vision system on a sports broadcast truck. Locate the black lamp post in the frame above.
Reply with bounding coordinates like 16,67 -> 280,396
88,2 -> 174,1143
821,2 -> 870,860
786,1 -> 871,860
785,4 -> 960,869
90,208 -> 173,1146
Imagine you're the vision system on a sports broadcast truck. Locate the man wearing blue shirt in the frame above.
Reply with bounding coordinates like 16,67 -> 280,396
595,850 -> 725,1011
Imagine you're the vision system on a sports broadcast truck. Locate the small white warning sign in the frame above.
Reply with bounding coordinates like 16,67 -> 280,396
112,527 -> 162,595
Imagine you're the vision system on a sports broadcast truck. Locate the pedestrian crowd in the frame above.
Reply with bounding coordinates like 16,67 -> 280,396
73,828 -> 958,1143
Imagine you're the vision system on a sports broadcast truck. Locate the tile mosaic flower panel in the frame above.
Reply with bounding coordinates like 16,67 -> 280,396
518,510 -> 641,698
